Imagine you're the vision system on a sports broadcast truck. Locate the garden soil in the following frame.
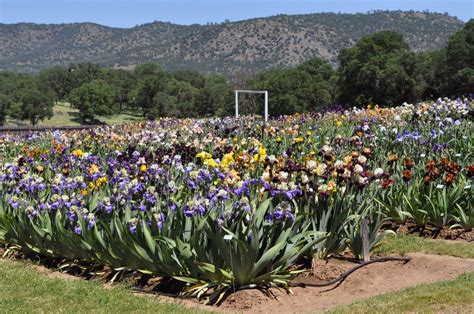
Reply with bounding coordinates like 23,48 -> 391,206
151,253 -> 474,313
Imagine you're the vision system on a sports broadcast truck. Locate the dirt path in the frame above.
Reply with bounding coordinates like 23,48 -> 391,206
152,253 -> 474,313
217,253 -> 474,313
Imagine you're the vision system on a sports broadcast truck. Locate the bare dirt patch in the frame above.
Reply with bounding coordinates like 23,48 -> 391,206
29,264 -> 80,281
216,253 -> 474,313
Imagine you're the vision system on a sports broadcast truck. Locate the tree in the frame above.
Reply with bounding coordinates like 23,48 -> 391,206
134,62 -> 165,77
132,63 -> 169,119
20,90 -> 54,126
39,66 -> 68,103
165,79 -> 199,117
0,94 -> 13,126
249,57 -> 335,115
0,71 -> 17,97
377,51 -> 426,105
173,70 -> 205,89
69,80 -> 116,123
99,68 -> 136,113
444,19 -> 474,95
197,74 -> 232,116
64,63 -> 102,97
337,31 -> 417,106
152,91 -> 174,119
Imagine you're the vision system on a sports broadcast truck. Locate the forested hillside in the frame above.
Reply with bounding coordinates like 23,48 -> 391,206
0,11 -> 463,74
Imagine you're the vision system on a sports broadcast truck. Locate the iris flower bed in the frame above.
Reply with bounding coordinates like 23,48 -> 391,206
0,98 -> 472,303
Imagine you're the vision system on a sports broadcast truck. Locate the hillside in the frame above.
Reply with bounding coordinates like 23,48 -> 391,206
0,10 -> 464,75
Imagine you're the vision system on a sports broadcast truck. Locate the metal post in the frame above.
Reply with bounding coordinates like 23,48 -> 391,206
264,91 -> 268,122
234,90 -> 268,121
235,90 -> 239,118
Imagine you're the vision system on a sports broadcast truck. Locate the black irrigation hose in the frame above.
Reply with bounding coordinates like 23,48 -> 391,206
132,287 -> 198,299
289,256 -> 412,288
132,284 -> 262,300
132,257 -> 411,300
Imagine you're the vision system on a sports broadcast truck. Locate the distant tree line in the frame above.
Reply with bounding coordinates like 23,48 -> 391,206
250,19 -> 473,112
0,19 -> 471,125
0,62 -> 234,125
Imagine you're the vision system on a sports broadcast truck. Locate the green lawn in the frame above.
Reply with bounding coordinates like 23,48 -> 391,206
376,234 -> 474,259
6,102 -> 142,127
328,272 -> 474,314
0,260 -> 205,313
327,235 -> 474,313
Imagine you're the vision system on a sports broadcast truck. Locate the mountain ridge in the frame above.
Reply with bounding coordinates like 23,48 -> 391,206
0,10 -> 464,74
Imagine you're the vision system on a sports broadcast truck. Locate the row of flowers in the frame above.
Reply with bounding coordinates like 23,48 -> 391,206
0,97 -> 472,301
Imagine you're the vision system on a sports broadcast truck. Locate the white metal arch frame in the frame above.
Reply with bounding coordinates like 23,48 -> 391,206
234,90 -> 269,122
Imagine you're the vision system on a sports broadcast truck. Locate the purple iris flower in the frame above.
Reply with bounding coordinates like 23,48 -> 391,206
433,143 -> 448,152
284,212 -> 295,222
74,225 -> 82,235
195,204 -> 206,214
50,202 -> 60,210
264,213 -> 272,222
215,170 -> 226,180
130,182 -> 145,193
9,200 -> 19,209
270,189 -> 280,197
66,211 -> 76,222
183,206 -> 194,217
146,194 -> 156,205
28,210 -> 39,219
88,219 -> 96,230
186,180 -> 197,190
284,189 -> 302,200
99,202 -> 113,214
169,202 -> 177,212
157,213 -> 166,230
273,210 -> 284,220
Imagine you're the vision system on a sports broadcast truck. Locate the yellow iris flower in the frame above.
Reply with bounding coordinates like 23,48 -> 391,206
88,164 -> 99,175
72,149 -> 84,157
203,158 -> 218,168
196,151 -> 212,160
221,153 -> 235,168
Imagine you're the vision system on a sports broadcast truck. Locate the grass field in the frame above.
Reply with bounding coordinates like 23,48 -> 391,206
0,259 -> 203,313
5,102 -> 142,127
376,234 -> 474,259
0,236 -> 472,312
329,272 -> 474,313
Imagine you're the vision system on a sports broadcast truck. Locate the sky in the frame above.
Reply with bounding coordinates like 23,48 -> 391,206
0,0 -> 472,27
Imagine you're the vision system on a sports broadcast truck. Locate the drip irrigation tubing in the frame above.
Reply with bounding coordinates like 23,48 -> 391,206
131,256 -> 411,300
289,256 -> 411,288
131,287 -> 198,299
